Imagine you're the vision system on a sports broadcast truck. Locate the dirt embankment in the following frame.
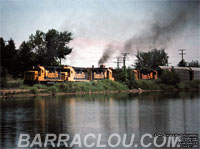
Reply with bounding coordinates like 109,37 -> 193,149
0,88 -> 155,99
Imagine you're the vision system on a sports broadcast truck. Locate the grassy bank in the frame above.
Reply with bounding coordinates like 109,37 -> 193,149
0,77 -> 199,98
1,79 -> 128,96
128,79 -> 200,90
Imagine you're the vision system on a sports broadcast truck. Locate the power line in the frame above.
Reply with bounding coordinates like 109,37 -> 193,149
121,53 -> 129,71
113,57 -> 123,69
178,49 -> 186,61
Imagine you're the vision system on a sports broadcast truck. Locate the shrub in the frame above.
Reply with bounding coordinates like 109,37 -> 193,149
136,80 -> 159,90
191,80 -> 200,89
0,77 -> 7,88
159,84 -> 175,90
160,69 -> 180,85
52,80 -> 128,93
178,80 -> 200,90
33,84 -> 47,89
6,79 -> 24,88
48,86 -> 58,96
30,87 -> 38,95
113,68 -> 137,89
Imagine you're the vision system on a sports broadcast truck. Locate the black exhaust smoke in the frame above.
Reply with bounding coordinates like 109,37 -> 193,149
98,0 -> 199,64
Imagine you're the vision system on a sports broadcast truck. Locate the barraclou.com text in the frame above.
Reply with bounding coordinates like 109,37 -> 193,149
17,133 -> 183,148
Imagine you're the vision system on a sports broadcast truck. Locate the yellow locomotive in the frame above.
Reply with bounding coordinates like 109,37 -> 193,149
24,65 -> 114,84
133,69 -> 158,80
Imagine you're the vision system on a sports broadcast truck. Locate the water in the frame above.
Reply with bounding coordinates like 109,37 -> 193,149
0,91 -> 199,148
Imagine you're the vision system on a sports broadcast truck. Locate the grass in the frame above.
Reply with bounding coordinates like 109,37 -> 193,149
129,79 -> 200,90
177,80 -> 200,90
48,86 -> 58,96
136,80 -> 160,90
1,77 -> 199,97
5,78 -> 24,88
53,79 -> 128,93
33,84 -> 47,89
29,87 -> 38,95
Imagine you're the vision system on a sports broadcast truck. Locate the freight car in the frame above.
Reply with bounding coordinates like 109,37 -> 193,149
133,66 -> 200,81
24,65 -> 114,84
157,66 -> 200,81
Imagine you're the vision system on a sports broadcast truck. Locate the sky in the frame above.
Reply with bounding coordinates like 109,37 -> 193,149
0,0 -> 199,68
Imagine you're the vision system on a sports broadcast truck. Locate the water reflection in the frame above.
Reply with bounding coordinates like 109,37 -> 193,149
0,91 -> 199,148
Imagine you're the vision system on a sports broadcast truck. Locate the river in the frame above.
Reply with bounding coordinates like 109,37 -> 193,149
0,91 -> 199,148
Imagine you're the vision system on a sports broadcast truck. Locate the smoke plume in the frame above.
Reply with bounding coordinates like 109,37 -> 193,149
98,44 -> 116,65
99,0 -> 199,64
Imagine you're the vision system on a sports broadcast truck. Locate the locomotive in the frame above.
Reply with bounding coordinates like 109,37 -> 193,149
24,65 -> 114,84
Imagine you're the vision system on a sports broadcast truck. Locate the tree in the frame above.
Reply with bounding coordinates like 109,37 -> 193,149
189,60 -> 199,67
15,41 -> 37,77
29,30 -> 46,65
0,37 -> 6,67
160,68 -> 180,85
57,31 -> 72,65
0,38 -> 17,75
135,49 -> 168,70
0,29 -> 73,78
113,67 -> 137,89
178,59 -> 199,67
29,29 -> 73,66
178,59 -> 187,67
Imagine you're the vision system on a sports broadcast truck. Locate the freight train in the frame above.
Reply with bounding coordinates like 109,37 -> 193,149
133,66 -> 200,81
24,65 -> 114,84
24,64 -> 199,84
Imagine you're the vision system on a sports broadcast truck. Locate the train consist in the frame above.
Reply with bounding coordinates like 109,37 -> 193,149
24,64 -> 199,84
133,66 -> 200,81
24,65 -> 114,84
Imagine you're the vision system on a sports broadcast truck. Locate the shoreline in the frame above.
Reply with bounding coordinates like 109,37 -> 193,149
0,88 -> 199,99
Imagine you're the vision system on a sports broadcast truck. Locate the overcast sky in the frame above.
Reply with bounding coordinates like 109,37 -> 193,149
1,0 -> 199,68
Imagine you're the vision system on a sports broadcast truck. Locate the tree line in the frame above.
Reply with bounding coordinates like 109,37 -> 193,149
0,29 -> 73,78
1,28 -> 199,81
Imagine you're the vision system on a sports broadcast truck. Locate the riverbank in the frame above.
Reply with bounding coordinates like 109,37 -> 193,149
0,79 -> 199,99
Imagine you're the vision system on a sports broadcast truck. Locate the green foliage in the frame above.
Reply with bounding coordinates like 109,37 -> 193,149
177,80 -> 200,90
135,49 -> 168,69
15,41 -> 38,77
48,86 -> 58,95
160,69 -> 180,85
1,75 -> 24,88
135,80 -> 160,90
97,79 -> 128,91
0,29 -> 73,78
7,79 -> 24,88
159,84 -> 176,90
30,87 -> 38,95
113,68 -> 136,89
125,68 -> 137,89
54,82 -> 75,92
0,66 -> 8,87
33,84 -> 47,89
29,29 -> 73,66
0,38 -> 18,77
53,80 -> 128,93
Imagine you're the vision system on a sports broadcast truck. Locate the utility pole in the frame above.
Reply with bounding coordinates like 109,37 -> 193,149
121,53 -> 129,71
179,49 -> 186,61
113,57 -> 123,69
